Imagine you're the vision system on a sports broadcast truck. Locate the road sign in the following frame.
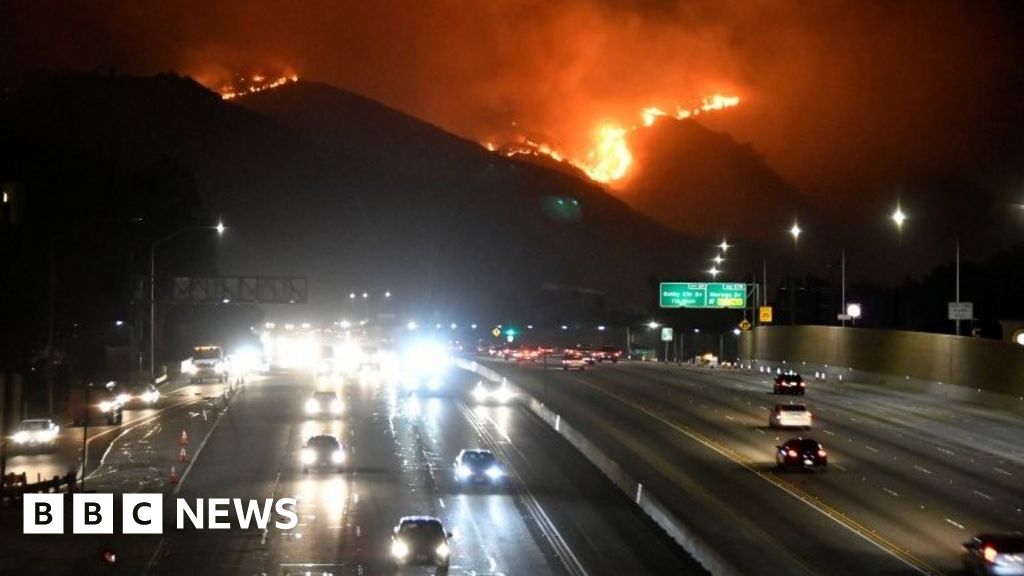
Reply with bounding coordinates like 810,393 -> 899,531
837,314 -> 852,321
491,328 -> 501,337
738,320 -> 751,331
759,306 -> 773,323
948,302 -> 973,321
661,327 -> 674,342
660,282 -> 747,309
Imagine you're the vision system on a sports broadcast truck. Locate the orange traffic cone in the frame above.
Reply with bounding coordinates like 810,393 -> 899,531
180,430 -> 189,445
178,447 -> 189,463
169,465 -> 179,485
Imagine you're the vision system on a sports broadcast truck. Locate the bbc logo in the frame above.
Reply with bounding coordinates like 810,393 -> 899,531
24,494 -> 162,534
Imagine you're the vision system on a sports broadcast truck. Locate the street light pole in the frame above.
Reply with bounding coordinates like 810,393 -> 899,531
149,222 -> 225,378
840,247 -> 847,327
955,240 -> 961,336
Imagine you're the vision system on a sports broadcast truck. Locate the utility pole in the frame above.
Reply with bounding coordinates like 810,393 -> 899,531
840,247 -> 847,327
955,240 -> 961,336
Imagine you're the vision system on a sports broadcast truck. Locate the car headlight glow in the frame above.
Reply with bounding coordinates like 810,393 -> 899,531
391,539 -> 409,559
486,466 -> 504,479
98,401 -> 113,413
185,364 -> 198,374
301,448 -> 316,464
144,390 -> 159,404
495,385 -> 515,403
330,400 -> 343,414
13,431 -> 28,443
116,393 -> 130,405
331,450 -> 345,464
472,384 -> 488,402
304,399 -> 320,414
456,465 -> 472,479
436,542 -> 450,558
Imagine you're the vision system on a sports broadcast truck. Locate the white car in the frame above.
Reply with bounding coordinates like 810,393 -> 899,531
12,418 -> 60,449
471,380 -> 515,404
769,404 -> 812,429
305,390 -> 344,416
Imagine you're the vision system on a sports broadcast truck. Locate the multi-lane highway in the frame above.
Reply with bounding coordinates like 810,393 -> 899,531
483,358 -> 1024,575
2,366 -> 704,575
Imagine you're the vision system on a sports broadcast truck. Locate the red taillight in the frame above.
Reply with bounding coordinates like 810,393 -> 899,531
817,449 -> 827,457
983,545 -> 998,563
787,449 -> 798,458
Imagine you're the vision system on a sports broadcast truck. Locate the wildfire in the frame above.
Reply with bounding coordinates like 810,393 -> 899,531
495,93 -> 740,184
219,74 -> 299,100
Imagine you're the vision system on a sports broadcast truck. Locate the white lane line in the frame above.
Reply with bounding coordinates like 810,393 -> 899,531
882,487 -> 899,498
936,447 -> 955,456
172,403 -> 230,495
832,463 -> 847,472
994,467 -> 1013,476
755,428 -> 765,434
914,465 -> 933,475
945,518 -> 965,530
261,470 -> 283,545
438,497 -> 445,509
823,429 -> 835,436
865,446 -> 879,453
973,490 -> 993,501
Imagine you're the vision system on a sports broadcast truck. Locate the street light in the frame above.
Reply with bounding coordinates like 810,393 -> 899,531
712,255 -> 724,265
708,266 -> 720,278
789,221 -> 802,243
647,321 -> 660,329
718,239 -> 731,253
149,221 -> 225,377
891,204 -> 907,230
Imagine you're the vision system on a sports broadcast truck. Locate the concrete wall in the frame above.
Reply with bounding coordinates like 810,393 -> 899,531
740,326 -> 1024,398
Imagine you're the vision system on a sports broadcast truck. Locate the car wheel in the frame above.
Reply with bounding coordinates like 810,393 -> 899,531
561,366 -> 567,371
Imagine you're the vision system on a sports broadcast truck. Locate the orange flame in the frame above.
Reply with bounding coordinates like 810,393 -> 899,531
491,93 -> 740,184
219,74 -> 299,100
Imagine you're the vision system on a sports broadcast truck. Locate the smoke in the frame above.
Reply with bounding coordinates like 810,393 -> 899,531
4,0 -> 1023,206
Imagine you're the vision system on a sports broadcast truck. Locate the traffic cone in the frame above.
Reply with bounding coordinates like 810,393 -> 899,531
179,447 -> 189,463
169,465 -> 179,485
180,429 -> 189,445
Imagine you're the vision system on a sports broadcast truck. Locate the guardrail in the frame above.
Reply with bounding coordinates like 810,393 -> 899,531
457,359 -> 737,576
1,471 -> 78,507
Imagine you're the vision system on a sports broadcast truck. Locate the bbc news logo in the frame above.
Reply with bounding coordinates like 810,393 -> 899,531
23,494 -> 298,534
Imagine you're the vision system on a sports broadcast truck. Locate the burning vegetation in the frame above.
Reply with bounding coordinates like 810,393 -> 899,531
218,73 -> 299,100
487,93 -> 740,184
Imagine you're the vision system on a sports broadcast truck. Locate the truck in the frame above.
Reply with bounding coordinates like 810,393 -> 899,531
186,345 -> 228,383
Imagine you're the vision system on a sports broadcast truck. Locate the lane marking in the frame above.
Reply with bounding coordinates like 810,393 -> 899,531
823,429 -> 835,436
172,402 -> 231,495
972,490 -> 993,501
914,465 -> 933,476
865,446 -> 879,453
556,375 -> 939,575
945,518 -> 965,530
994,467 -> 1013,476
882,487 -> 899,498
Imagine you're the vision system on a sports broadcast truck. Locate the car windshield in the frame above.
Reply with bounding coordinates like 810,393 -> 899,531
400,522 -> 444,544
788,440 -> 820,451
462,452 -> 496,467
313,392 -> 336,400
307,436 -> 339,450
194,348 -> 221,359
779,405 -> 807,412
19,420 -> 51,431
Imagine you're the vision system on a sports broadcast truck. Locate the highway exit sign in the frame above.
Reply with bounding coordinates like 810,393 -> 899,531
660,282 -> 747,309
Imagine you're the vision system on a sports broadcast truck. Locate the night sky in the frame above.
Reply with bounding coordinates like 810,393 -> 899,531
4,0 -> 1024,275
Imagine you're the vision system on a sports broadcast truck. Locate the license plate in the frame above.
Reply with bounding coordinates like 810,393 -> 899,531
803,459 -> 814,466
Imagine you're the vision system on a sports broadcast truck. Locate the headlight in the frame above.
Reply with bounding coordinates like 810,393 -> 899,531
391,539 -> 409,559
13,431 -> 28,444
472,385 -> 488,402
304,399 -> 320,414
456,465 -> 472,479
435,542 -> 450,558
116,393 -> 130,405
495,386 -> 514,403
331,450 -> 345,464
486,466 -> 504,479
98,401 -> 113,412
185,364 -> 198,374
301,448 -> 316,464
330,400 -> 343,414
215,361 -> 225,373
144,390 -> 159,404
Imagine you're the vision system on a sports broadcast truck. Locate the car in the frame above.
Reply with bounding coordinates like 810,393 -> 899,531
12,418 -> 60,450
300,434 -> 346,473
304,390 -> 344,416
574,345 -> 597,364
769,404 -> 812,429
963,534 -> 1024,575
471,380 -> 515,404
453,449 -> 507,486
127,383 -> 161,407
776,438 -> 828,471
68,381 -> 125,425
561,351 -> 587,370
593,345 -> 623,363
390,516 -> 452,572
774,372 -> 806,395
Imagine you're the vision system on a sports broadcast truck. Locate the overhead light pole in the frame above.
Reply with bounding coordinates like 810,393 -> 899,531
149,221 -> 225,378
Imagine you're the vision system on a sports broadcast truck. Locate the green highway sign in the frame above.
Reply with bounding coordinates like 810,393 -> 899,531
660,282 -> 747,309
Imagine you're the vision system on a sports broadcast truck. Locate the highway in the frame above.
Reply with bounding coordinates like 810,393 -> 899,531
481,358 -> 1024,575
0,365 -> 702,575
